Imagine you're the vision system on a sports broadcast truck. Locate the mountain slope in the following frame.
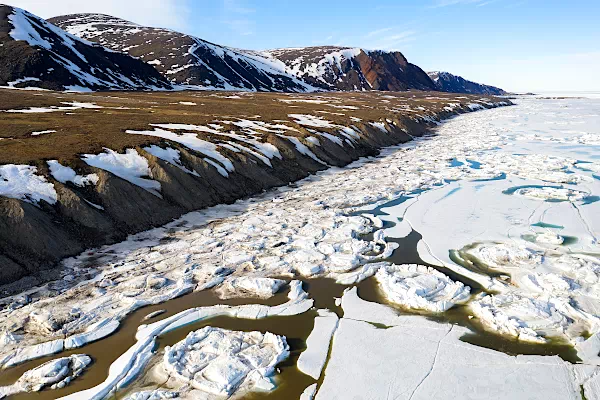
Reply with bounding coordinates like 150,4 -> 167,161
49,13 -> 315,92
0,5 -> 172,91
265,46 -> 437,91
428,71 -> 505,95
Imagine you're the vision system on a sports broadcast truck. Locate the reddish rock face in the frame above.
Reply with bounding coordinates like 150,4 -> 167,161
266,46 -> 437,92
356,51 -> 436,91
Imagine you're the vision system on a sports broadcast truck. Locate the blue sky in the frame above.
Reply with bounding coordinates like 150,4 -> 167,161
12,0 -> 600,92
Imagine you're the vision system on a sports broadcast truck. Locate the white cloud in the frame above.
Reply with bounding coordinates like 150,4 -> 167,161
363,30 -> 417,51
222,0 -> 255,36
365,27 -> 394,38
429,0 -> 488,8
8,0 -> 191,31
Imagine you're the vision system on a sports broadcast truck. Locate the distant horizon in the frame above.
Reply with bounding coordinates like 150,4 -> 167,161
6,0 -> 600,93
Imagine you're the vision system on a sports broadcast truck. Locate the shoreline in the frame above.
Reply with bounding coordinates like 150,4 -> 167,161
0,89 -> 512,293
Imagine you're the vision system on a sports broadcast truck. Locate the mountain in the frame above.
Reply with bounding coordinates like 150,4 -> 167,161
0,5 -> 172,91
48,13 -> 315,92
265,46 -> 437,91
427,71 -> 505,95
49,14 -> 436,93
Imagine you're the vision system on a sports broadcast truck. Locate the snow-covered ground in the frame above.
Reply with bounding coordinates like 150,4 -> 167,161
1,96 -> 599,399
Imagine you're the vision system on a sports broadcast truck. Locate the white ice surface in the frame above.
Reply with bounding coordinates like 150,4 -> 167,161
57,281 -> 311,400
297,309 -> 339,379
216,277 -> 286,299
316,288 -> 580,400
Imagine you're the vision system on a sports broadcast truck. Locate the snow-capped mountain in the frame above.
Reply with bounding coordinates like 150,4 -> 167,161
0,5 -> 172,91
428,71 -> 505,95
48,13 -> 315,92
265,46 -> 437,91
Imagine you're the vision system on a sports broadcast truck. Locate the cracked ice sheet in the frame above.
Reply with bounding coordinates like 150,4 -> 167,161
316,288 -> 580,400
388,177 -> 598,289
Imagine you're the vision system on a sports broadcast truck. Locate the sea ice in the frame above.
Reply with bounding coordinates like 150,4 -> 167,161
316,287 -> 580,400
0,354 -> 91,398
216,277 -> 286,299
297,309 -> 339,379
163,327 -> 289,396
375,264 -> 471,312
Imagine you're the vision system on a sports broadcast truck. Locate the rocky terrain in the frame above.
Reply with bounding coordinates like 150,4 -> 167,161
265,46 -> 437,91
48,13 -> 314,92
428,71 -> 506,95
0,6 -> 172,91
0,87 -> 510,289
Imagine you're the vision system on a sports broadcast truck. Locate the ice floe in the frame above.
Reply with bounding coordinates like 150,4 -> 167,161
55,280 -> 311,400
0,354 -> 91,398
375,264 -> 471,313
216,277 -> 287,299
297,309 -> 338,379
316,287 -> 581,400
162,327 -> 289,396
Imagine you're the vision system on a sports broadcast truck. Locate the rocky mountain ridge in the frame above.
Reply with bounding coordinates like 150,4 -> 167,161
428,71 -> 505,95
0,5 -> 172,91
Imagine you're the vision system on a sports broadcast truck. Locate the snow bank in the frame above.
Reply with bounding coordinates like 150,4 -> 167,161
126,127 -> 234,173
0,164 -> 57,204
288,114 -> 336,128
163,327 -> 289,396
48,160 -> 99,186
82,149 -> 161,196
143,145 -> 199,177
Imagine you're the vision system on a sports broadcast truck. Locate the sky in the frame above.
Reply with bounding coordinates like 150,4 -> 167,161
9,0 -> 600,92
